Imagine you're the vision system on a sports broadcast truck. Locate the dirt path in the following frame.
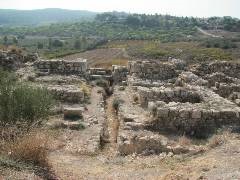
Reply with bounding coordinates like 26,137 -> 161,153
100,95 -> 120,157
197,27 -> 222,38
163,134 -> 240,179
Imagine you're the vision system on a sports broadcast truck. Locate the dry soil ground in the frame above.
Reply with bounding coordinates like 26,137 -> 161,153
63,48 -> 129,68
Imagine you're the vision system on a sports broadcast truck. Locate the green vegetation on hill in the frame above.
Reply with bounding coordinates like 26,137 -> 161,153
0,8 -> 97,26
0,11 -> 240,60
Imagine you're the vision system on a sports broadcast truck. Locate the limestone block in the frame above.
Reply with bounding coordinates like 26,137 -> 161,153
179,109 -> 190,119
63,107 -> 84,120
157,108 -> 169,118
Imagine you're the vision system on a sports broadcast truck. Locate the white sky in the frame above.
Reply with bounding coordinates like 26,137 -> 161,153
0,0 -> 239,18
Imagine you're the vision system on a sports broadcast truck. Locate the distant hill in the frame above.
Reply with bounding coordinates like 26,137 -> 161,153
0,8 -> 97,26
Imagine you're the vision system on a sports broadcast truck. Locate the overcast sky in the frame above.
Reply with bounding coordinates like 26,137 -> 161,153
0,0 -> 239,18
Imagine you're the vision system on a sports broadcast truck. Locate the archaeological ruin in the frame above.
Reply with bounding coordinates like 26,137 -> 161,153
1,49 -> 240,156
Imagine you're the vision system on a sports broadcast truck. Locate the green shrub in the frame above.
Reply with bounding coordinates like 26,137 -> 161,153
0,70 -> 54,126
112,98 -> 124,113
95,78 -> 109,88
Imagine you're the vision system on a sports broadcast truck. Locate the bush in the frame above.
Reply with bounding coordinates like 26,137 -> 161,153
0,70 -> 54,126
6,130 -> 50,167
52,39 -> 64,47
112,98 -> 123,113
95,78 -> 109,88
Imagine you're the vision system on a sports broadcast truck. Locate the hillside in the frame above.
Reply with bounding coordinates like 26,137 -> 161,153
0,8 -> 97,26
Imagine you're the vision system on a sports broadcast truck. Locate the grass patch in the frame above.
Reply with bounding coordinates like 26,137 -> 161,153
105,40 -> 234,63
1,129 -> 51,167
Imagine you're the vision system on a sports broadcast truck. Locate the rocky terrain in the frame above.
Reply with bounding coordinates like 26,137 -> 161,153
1,49 -> 240,179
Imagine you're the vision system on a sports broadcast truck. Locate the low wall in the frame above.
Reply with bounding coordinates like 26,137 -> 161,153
0,50 -> 24,70
137,86 -> 203,107
46,85 -> 84,103
215,83 -> 240,98
35,58 -> 87,75
192,61 -> 240,78
128,60 -> 178,80
112,65 -> 128,83
87,67 -> 112,80
137,86 -> 240,137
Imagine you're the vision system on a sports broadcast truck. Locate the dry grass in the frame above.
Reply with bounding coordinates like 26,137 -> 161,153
0,45 -> 23,54
1,128 -> 51,167
208,131 -> 230,148
178,135 -> 192,146
80,82 -> 91,98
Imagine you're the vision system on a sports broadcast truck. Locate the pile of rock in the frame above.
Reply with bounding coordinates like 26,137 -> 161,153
35,58 -> 88,75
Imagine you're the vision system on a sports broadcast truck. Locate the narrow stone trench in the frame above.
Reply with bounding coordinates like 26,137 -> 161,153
101,90 -> 121,155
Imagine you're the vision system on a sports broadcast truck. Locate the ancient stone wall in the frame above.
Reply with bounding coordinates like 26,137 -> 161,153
136,86 -> 240,136
46,85 -> 84,103
128,60 -> 178,80
0,50 -> 24,70
35,58 -> 87,75
192,61 -> 240,78
137,86 -> 203,107
214,83 -> 240,98
0,51 -> 39,70
112,65 -> 128,83
175,71 -> 208,86
87,67 -> 112,80
206,72 -> 238,87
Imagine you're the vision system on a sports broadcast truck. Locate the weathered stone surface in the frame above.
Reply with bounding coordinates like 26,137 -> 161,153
176,71 -> 208,86
0,50 -> 24,70
63,107 -> 84,119
35,58 -> 87,75
112,65 -> 128,83
136,85 -> 240,136
192,61 -> 240,79
46,85 -> 85,103
137,86 -> 203,106
117,130 -> 170,155
128,60 -> 178,81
